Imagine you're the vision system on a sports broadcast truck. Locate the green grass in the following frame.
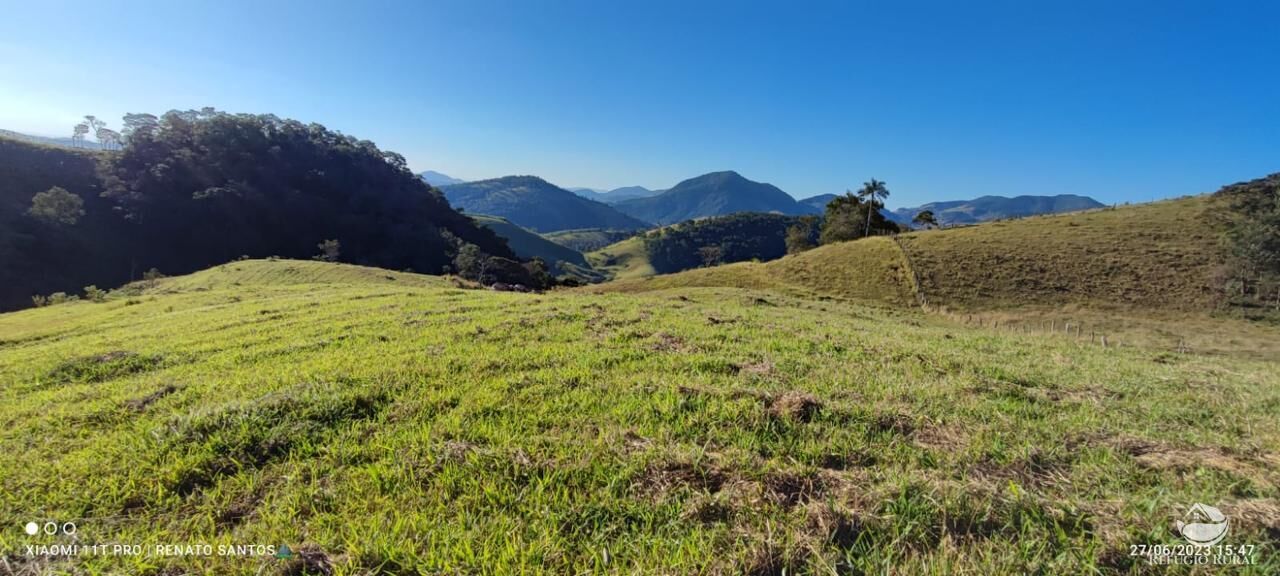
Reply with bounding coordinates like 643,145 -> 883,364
542,228 -> 636,253
1,259 -> 1278,574
587,236 -> 917,306
899,195 -> 1221,311
586,236 -> 656,280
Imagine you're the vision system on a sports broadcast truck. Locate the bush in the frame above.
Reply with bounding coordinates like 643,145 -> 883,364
84,285 -> 107,302
27,186 -> 85,226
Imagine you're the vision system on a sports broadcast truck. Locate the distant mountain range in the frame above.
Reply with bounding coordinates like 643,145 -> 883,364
798,194 -> 837,212
0,129 -> 104,150
612,171 -> 819,225
569,186 -> 663,204
797,192 -> 1104,226
887,194 -> 1105,225
442,176 -> 650,233
419,170 -> 466,187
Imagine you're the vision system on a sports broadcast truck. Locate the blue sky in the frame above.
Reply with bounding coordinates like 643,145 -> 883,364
1,0 -> 1277,208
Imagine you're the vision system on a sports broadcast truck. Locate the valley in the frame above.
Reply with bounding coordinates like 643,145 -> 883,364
1,123 -> 1277,575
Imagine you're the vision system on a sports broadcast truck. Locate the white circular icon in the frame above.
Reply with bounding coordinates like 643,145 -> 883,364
1176,503 -> 1229,547
62,522 -> 77,535
24,522 -> 39,535
42,522 -> 58,535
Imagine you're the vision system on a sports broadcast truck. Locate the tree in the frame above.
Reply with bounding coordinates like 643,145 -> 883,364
27,186 -> 85,225
97,128 -> 122,151
72,123 -> 89,148
912,210 -> 938,229
819,191 -> 864,244
820,190 -> 899,245
120,113 -> 159,142
98,109 -> 514,276
523,257 -> 554,289
858,178 -> 890,237
315,239 -> 341,262
785,216 -> 818,254
452,243 -> 486,281
698,245 -> 723,267
83,115 -> 106,147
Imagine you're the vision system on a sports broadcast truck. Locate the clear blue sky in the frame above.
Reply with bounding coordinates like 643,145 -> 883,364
1,0 -> 1277,207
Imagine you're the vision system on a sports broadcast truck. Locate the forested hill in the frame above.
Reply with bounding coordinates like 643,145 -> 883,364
613,171 -> 819,225
0,111 -> 513,311
442,176 -> 651,232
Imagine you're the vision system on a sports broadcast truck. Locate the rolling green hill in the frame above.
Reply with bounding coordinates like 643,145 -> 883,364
899,195 -> 1219,310
443,176 -> 651,233
542,228 -> 637,253
469,215 -> 592,275
589,194 -> 1280,357
2,258 -> 1277,574
585,213 -> 818,280
596,195 -> 1221,311
588,236 -> 916,305
585,235 -> 655,280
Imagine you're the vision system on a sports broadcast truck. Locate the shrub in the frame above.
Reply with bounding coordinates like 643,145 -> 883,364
27,186 -> 85,226
84,285 -> 107,302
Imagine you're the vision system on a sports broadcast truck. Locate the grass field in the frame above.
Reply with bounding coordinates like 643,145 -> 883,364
586,236 -> 657,280
899,196 -> 1222,311
1,259 -> 1277,574
587,236 -> 916,306
543,229 -> 637,253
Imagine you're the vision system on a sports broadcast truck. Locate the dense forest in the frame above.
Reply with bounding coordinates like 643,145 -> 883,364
0,110 -> 524,310
641,213 -> 816,274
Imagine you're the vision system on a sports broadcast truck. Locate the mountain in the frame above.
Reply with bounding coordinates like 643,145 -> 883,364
570,185 -> 662,204
419,170 -> 465,187
613,171 -> 819,225
890,194 -> 1105,226
798,193 -> 838,211
442,176 -> 651,233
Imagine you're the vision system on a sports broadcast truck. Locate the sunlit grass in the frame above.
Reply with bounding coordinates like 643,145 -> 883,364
0,260 -> 1276,574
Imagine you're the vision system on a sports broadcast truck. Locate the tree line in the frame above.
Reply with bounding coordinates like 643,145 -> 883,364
6,109 -> 560,310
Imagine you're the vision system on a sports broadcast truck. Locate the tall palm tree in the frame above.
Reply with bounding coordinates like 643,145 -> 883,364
859,178 -> 890,237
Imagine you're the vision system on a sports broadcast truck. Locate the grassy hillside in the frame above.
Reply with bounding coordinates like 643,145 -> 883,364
586,236 -> 656,280
900,195 -> 1220,310
469,215 -> 593,274
589,236 -> 915,305
1,259 -> 1277,574
543,228 -> 636,253
598,196 -> 1223,312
